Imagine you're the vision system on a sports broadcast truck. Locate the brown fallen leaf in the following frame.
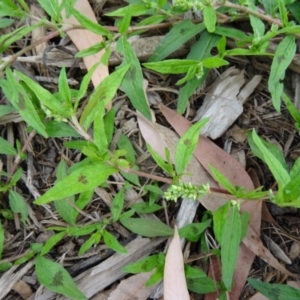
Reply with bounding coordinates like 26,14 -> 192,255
157,103 -> 295,298
164,225 -> 189,300
61,0 -> 109,105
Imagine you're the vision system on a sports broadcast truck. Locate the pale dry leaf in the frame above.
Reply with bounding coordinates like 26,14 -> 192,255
108,272 -> 158,300
289,242 -> 300,261
12,280 -> 33,299
60,0 -> 109,98
164,225 -> 189,300
248,293 -> 269,300
287,281 -> 300,289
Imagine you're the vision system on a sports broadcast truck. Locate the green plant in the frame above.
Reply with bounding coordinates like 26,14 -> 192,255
1,0 -> 300,298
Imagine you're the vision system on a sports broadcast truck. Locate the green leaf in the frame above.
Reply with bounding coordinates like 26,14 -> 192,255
214,26 -> 249,41
111,189 -> 125,222
175,118 -> 209,175
9,190 -> 28,224
15,70 -> 71,119
122,253 -> 163,273
79,231 -> 101,255
268,35 -> 296,111
93,101 -> 107,151
202,57 -> 229,68
35,256 -> 86,300
75,42 -> 106,58
44,121 -> 81,138
73,190 -> 93,220
80,64 -> 130,129
248,278 -> 300,300
103,230 -> 127,253
251,130 -> 290,189
117,134 -> 136,164
247,1 -> 265,41
146,143 -> 174,176
240,212 -> 250,241
210,165 -> 236,194
203,5 -> 216,33
179,220 -> 211,242
221,204 -> 241,291
283,170 -> 300,202
287,1 -> 300,23
2,70 -> 47,137
148,20 -> 205,62
0,0 -> 24,18
143,59 -> 200,74
290,156 -> 300,179
0,18 -> 14,28
68,224 -> 98,237
258,0 -> 278,15
117,7 -> 131,34
120,218 -> 173,237
248,131 -> 288,172
104,107 -> 116,145
282,92 -> 300,129
34,163 -> 117,204
131,202 -> 163,213
0,220 -> 4,259
278,0 -> 289,27
37,0 -> 61,22
146,264 -> 164,287
185,264 -> 207,278
105,3 -> 150,17
0,105 -> 16,117
58,67 -> 72,106
217,36 -> 226,56
54,160 -> 77,225
187,276 -> 219,294
117,37 -> 152,120
0,137 -> 17,155
41,231 -> 66,256
177,31 -> 220,114
213,202 -> 231,244
70,6 -> 112,38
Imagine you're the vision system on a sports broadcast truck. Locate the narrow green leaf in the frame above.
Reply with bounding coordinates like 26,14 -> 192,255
278,0 -> 289,27
58,67 -> 71,105
34,163 -> 117,204
3,70 -> 47,137
221,204 -> 241,291
122,254 -> 162,273
0,105 -> 16,117
251,130 -> 290,189
203,6 -> 216,33
0,220 -> 4,259
111,189 -> 125,222
118,7 -> 131,34
131,202 -> 163,213
117,37 -> 152,120
143,59 -> 200,74
120,218 -> 173,237
68,224 -> 98,237
0,18 -> 14,28
75,42 -> 106,58
179,220 -> 211,242
268,35 -> 296,111
146,264 -> 164,287
104,107 -> 116,145
290,156 -> 300,179
213,202 -> 231,244
80,64 -> 130,129
210,165 -> 236,194
187,276 -> 219,294
117,134 -> 136,164
0,1 -> 24,18
37,0 -> 61,22
93,101 -> 107,151
214,26 -> 249,41
148,20 -> 205,62
105,3 -> 150,17
287,1 -> 300,23
9,190 -> 28,224
282,92 -> 300,129
73,190 -> 93,220
283,171 -> 300,202
248,1 -> 265,41
44,121 -> 81,138
79,231 -> 101,255
103,230 -> 127,253
70,6 -> 112,38
248,278 -> 300,300
202,57 -> 229,68
240,212 -> 250,241
0,137 -> 17,155
54,160 -> 77,225
41,231 -> 66,256
35,256 -> 86,300
177,31 -> 220,114
258,0 -> 278,15
15,70 -> 70,119
175,118 -> 209,175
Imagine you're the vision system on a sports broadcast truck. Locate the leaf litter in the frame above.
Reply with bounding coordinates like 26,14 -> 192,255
2,1 -> 300,300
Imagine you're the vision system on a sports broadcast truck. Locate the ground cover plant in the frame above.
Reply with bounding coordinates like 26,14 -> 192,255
1,0 -> 300,299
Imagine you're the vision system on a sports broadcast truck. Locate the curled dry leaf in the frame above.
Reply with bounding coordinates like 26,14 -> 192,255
164,226 -> 189,300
